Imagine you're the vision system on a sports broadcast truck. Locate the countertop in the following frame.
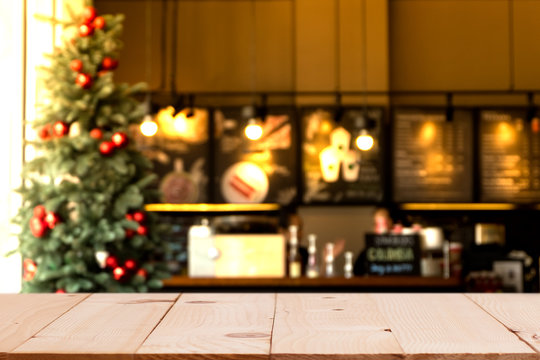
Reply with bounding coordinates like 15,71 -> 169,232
1,293 -> 540,359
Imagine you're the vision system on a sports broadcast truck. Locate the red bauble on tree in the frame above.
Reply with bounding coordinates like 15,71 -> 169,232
125,213 -> 134,221
78,23 -> 94,37
82,6 -> 97,24
105,255 -> 118,269
137,225 -> 148,236
133,211 -> 146,223
44,211 -> 60,229
136,268 -> 148,279
56,289 -> 66,294
125,229 -> 135,238
29,217 -> 48,238
99,141 -> 115,156
113,266 -> 126,281
101,57 -> 119,71
124,259 -> 137,271
23,259 -> 37,281
33,205 -> 46,219
111,132 -> 128,148
89,128 -> 103,140
38,124 -> 51,140
93,16 -> 106,30
70,59 -> 83,72
76,73 -> 93,89
53,121 -> 70,137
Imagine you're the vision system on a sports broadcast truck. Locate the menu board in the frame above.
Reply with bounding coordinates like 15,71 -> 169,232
214,107 -> 298,205
364,234 -> 421,276
132,106 -> 210,203
301,107 -> 383,203
480,110 -> 540,202
393,109 -> 473,202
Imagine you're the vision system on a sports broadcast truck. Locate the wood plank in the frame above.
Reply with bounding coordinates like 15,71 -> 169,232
136,293 -> 275,360
10,293 -> 178,360
0,294 -> 88,360
271,293 -> 403,360
513,0 -> 540,90
468,293 -> 540,353
370,293 -> 537,359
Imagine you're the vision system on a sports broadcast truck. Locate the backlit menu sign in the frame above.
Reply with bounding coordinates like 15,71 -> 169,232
393,109 -> 473,202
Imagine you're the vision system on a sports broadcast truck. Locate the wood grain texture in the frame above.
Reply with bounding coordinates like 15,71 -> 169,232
136,293 -> 275,360
468,293 -> 540,353
370,293 -> 537,360
10,293 -> 178,360
271,293 -> 403,360
0,294 -> 88,359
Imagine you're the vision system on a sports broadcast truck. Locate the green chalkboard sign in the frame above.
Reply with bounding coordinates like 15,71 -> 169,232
364,234 -> 421,276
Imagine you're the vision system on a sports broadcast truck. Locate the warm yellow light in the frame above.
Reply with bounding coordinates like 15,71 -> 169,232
320,120 -> 333,134
140,117 -> 158,137
497,121 -> 515,145
174,113 -> 188,133
355,131 -> 374,151
245,120 -> 263,140
420,121 -> 436,145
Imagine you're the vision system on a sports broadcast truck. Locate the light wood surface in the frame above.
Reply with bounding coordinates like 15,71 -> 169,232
136,293 -> 275,360
11,293 -> 178,360
370,293 -> 537,359
271,293 -> 403,360
468,293 -> 540,353
0,294 -> 88,359
2,293 -> 540,360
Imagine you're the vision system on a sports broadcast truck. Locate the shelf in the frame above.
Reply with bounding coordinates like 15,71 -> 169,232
145,203 -> 280,213
400,203 -> 517,211
162,276 -> 462,290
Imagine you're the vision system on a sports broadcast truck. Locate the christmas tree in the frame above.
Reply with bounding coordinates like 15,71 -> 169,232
13,3 -> 170,292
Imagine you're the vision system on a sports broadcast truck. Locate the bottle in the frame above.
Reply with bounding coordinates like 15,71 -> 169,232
306,234 -> 319,278
344,251 -> 354,279
324,242 -> 335,277
287,225 -> 302,278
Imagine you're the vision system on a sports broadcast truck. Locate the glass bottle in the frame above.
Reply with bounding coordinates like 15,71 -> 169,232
287,225 -> 302,278
306,234 -> 319,278
324,242 -> 335,278
344,251 -> 354,279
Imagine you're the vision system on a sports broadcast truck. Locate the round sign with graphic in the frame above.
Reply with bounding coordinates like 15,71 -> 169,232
221,162 -> 269,203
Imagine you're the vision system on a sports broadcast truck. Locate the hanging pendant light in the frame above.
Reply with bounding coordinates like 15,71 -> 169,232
355,129 -> 374,151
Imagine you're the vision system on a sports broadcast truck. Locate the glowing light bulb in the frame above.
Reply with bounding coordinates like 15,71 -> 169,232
140,116 -> 158,137
174,113 -> 188,133
244,120 -> 263,140
355,130 -> 374,151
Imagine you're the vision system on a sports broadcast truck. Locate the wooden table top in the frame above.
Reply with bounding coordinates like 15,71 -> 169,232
1,293 -> 539,360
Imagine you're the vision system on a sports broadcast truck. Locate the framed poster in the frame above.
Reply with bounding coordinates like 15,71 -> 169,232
301,107 -> 383,204
213,107 -> 298,205
393,109 -> 473,203
480,109 -> 540,203
132,106 -> 210,203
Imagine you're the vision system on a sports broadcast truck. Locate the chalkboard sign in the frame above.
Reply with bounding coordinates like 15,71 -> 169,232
393,109 -> 473,202
213,107 -> 298,205
301,107 -> 383,204
480,110 -> 540,202
364,233 -> 421,276
132,107 -> 210,203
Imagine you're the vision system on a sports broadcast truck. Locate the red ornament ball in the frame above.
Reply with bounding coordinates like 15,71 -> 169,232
38,124 -> 51,140
30,217 -> 48,238
136,225 -> 148,236
82,6 -> 97,24
101,57 -> 118,71
125,229 -> 135,238
106,255 -> 118,269
56,289 -> 66,294
78,23 -> 94,37
136,268 -> 148,279
89,128 -> 103,140
70,59 -> 83,72
133,211 -> 146,223
113,266 -> 126,281
33,205 -> 47,219
76,73 -> 93,89
23,259 -> 37,281
125,213 -> 134,221
99,141 -> 115,156
111,132 -> 128,148
124,259 -> 137,271
44,211 -> 60,229
53,121 -> 70,137
93,16 -> 106,30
